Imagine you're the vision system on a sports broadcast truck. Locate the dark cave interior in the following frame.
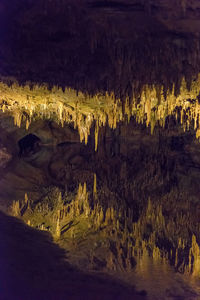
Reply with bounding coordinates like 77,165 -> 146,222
1,1 -> 200,299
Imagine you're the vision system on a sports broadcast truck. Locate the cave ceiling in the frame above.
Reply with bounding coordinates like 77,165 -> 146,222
1,0 -> 200,143
2,2 -> 200,295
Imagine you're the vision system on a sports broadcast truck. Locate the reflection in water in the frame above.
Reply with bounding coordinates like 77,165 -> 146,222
2,1 -> 200,298
127,257 -> 200,300
1,121 -> 200,298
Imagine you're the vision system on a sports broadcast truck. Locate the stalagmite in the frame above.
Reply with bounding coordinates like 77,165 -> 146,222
189,235 -> 200,276
11,200 -> 20,217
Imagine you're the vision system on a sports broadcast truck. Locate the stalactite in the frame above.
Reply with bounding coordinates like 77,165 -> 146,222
1,73 -> 200,148
93,173 -> 97,197
95,122 -> 99,152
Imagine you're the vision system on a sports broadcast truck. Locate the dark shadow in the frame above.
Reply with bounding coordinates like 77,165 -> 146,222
18,134 -> 41,158
0,211 -> 146,300
61,220 -> 77,235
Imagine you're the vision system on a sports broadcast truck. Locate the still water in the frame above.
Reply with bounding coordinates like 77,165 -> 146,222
1,119 -> 200,298
128,256 -> 200,299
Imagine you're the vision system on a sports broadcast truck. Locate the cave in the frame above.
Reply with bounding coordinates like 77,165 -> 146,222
1,1 -> 200,299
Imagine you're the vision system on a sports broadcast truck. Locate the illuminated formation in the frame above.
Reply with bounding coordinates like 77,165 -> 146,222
11,184 -> 200,277
1,74 -> 200,149
0,81 -> 123,149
